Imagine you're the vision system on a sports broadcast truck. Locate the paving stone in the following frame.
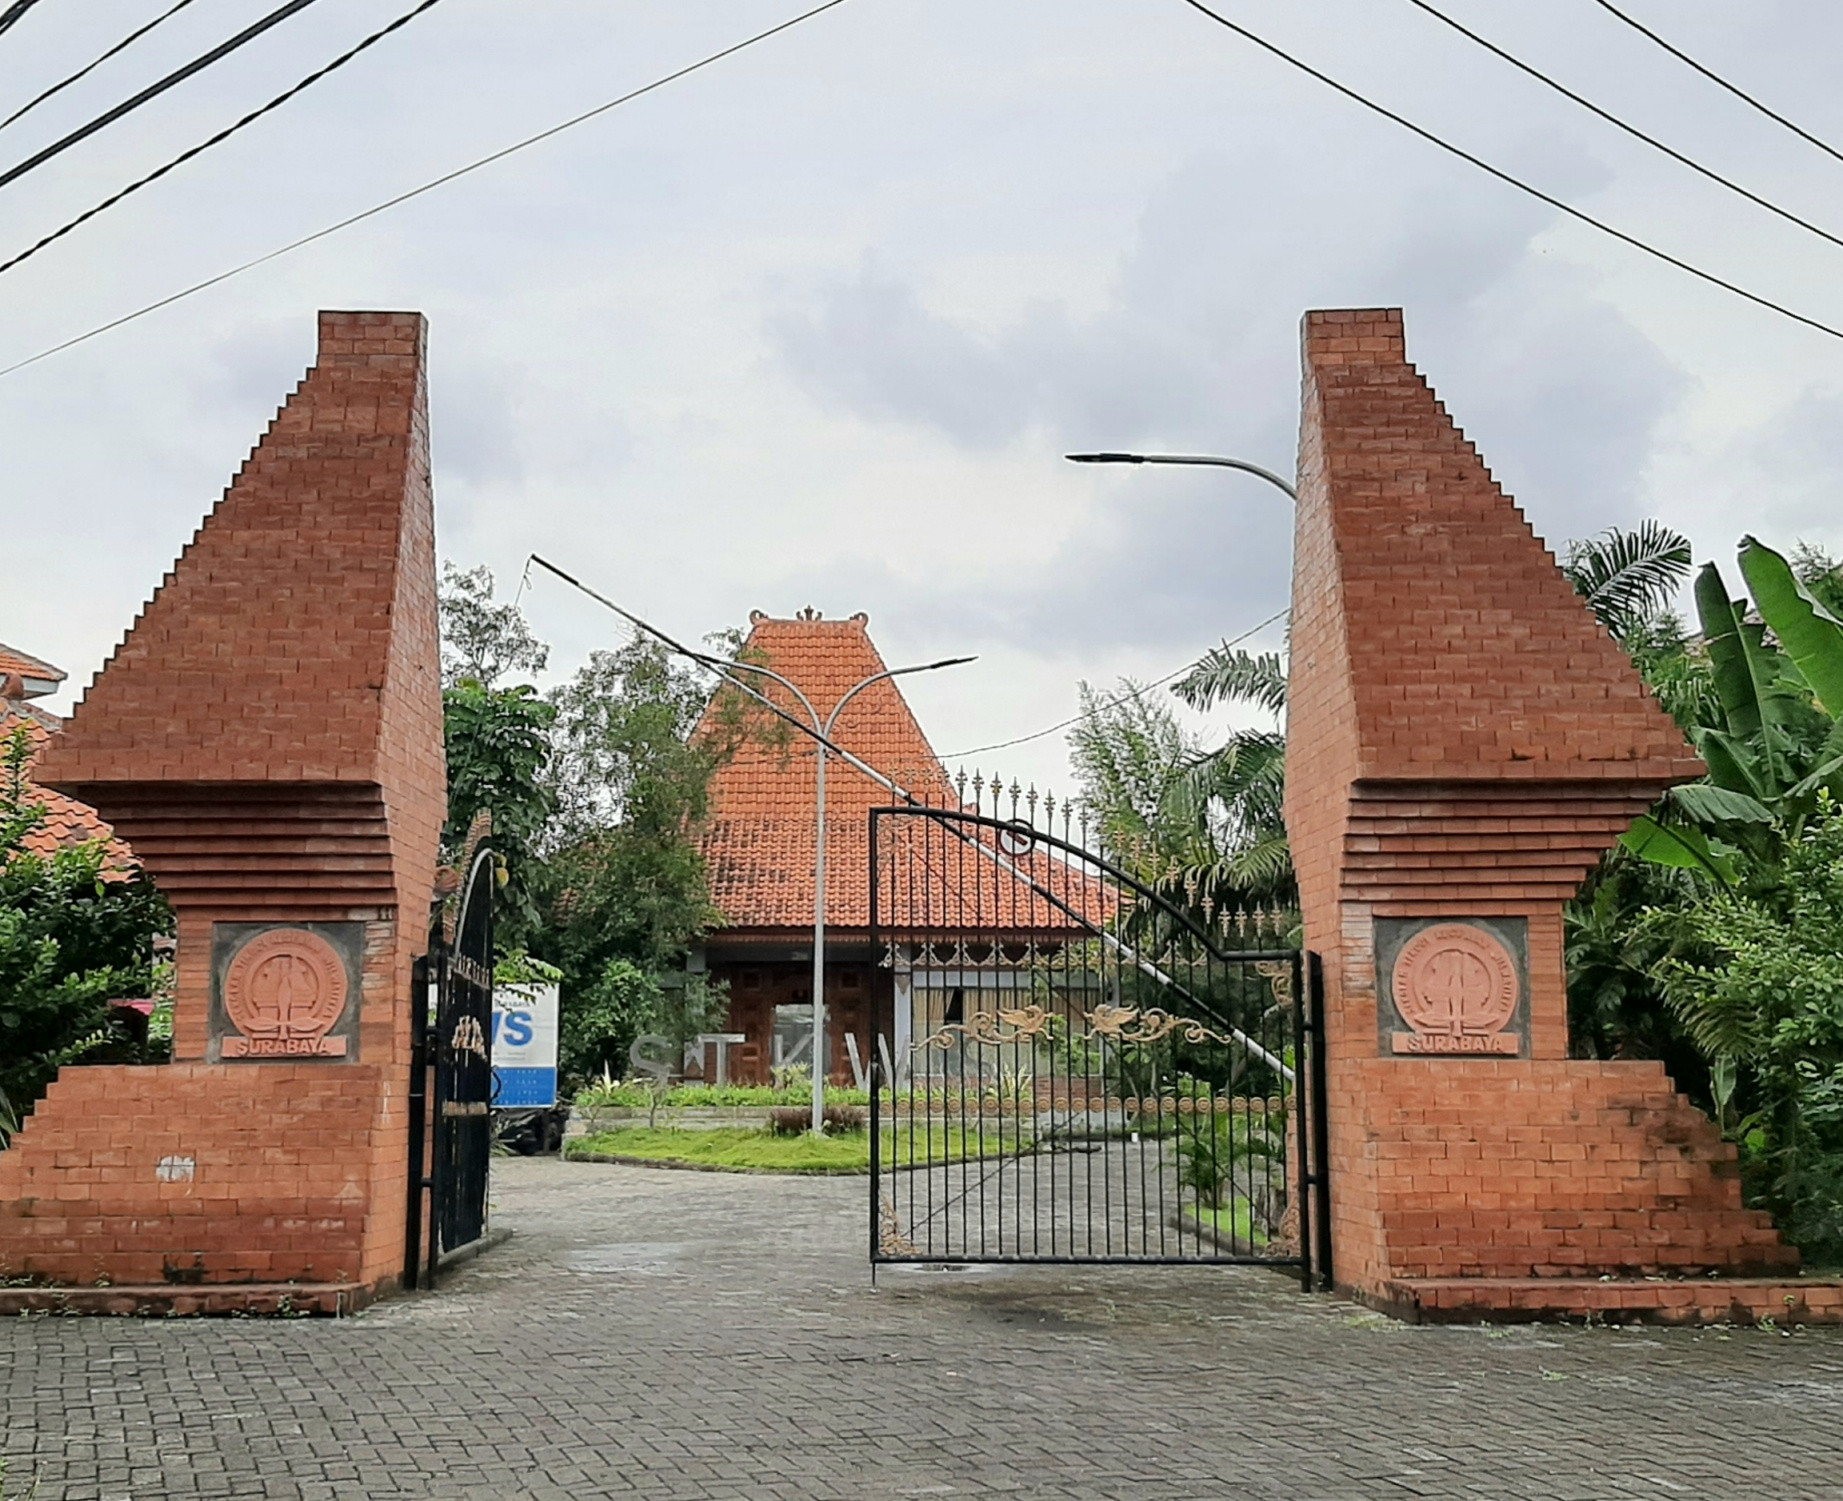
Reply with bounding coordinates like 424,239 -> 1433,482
5,1157 -> 1843,1499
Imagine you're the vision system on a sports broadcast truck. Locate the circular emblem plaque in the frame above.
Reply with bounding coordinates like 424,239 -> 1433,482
222,927 -> 349,1055
1391,923 -> 1518,1038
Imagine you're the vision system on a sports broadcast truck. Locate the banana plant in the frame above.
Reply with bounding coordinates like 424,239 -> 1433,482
1623,538 -> 1843,883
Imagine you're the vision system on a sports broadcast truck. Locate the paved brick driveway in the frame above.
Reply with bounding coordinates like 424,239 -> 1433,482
6,1156 -> 1843,1500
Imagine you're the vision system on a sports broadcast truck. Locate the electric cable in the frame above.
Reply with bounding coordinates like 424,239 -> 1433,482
0,0 -> 852,379
0,0 -> 451,278
2,0 -> 201,135
940,607 -> 1289,760
0,0 -> 48,40
1590,0 -> 1843,169
1176,0 -> 1843,344
1403,0 -> 1843,256
0,0 -> 324,192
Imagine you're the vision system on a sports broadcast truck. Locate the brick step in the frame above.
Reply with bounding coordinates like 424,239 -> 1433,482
0,1281 -> 373,1317
1371,1276 -> 1843,1325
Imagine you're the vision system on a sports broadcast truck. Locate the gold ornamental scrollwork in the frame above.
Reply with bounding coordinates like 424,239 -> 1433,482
878,1195 -> 917,1256
913,1004 -> 1054,1050
1084,1004 -> 1239,1048
914,1002 -> 1242,1052
1253,960 -> 1294,1005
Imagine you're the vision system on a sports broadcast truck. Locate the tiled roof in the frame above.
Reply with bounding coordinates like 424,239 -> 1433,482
0,703 -> 125,861
698,613 -> 1102,935
0,642 -> 66,697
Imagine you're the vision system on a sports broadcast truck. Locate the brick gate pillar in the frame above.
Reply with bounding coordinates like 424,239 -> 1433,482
1285,308 -> 1802,1321
0,311 -> 444,1312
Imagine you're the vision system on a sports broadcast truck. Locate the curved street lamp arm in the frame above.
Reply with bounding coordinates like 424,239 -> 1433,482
1065,451 -> 1298,501
822,658 -> 979,737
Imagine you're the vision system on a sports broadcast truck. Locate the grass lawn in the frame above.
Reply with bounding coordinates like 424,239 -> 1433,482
1180,1199 -> 1268,1247
568,1126 -> 1016,1174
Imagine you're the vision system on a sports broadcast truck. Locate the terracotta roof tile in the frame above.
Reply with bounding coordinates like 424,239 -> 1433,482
698,614 -> 1102,936
0,704 -> 126,862
0,642 -> 65,686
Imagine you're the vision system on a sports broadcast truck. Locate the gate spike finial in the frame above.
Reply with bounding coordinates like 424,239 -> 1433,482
1026,784 -> 1039,824
954,767 -> 968,805
1008,779 -> 1021,819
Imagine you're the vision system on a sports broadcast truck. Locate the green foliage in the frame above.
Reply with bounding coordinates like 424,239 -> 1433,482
1068,667 -> 1292,921
537,637 -> 752,1080
569,1123 -> 986,1172
559,959 -> 664,1081
1652,801 -> 1843,1260
494,948 -> 562,987
1560,521 -> 1693,641
1563,850 -> 1710,1095
0,727 -> 171,1126
1739,535 -> 1843,719
442,678 -> 556,937
1172,645 -> 1288,718
439,562 -> 549,690
573,1077 -> 868,1109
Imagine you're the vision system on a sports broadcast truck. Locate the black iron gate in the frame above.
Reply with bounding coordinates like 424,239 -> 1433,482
868,806 -> 1330,1288
405,842 -> 494,1288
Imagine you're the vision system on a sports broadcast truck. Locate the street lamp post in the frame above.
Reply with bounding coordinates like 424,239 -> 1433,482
522,558 -> 977,1132
1065,451 -> 1298,502
710,655 -> 974,1134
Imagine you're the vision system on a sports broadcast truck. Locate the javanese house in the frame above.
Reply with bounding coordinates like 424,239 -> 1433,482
692,610 -> 1099,1087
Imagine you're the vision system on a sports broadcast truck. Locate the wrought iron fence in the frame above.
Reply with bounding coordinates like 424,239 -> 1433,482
868,804 -> 1328,1287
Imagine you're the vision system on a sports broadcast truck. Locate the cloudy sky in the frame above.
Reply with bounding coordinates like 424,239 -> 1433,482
4,0 -> 1841,797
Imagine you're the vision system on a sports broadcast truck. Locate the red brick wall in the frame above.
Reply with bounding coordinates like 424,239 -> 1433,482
1286,309 -> 1794,1293
0,1065 -> 387,1287
2,312 -> 444,1294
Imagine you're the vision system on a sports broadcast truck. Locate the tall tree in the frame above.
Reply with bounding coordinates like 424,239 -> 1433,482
436,563 -> 557,942
536,637 -> 750,1083
439,562 -> 549,690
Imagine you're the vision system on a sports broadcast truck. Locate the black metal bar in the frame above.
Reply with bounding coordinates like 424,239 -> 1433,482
403,951 -> 431,1291
869,810 -> 883,1267
1308,949 -> 1333,1290
861,804 -> 1316,1277
1290,948 -> 1311,1292
425,940 -> 446,1291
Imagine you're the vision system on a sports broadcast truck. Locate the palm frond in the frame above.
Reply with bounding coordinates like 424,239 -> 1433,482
1561,521 -> 1692,639
1172,646 -> 1287,716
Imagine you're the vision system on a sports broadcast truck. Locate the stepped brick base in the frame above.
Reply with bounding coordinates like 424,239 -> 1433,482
0,1281 -> 373,1318
0,1063 -> 400,1291
1331,1058 -> 1797,1287
1370,1277 -> 1843,1326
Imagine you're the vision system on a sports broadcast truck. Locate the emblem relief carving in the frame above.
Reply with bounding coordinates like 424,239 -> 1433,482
211,922 -> 362,1061
1375,917 -> 1528,1058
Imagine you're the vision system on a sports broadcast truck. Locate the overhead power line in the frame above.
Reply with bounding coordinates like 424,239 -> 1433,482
0,0 -> 853,378
0,0 -> 452,278
940,607 -> 1289,761
0,0 -> 325,193
1402,0 -> 1843,256
1591,0 -> 1843,169
2,0 -> 201,135
1176,0 -> 1843,344
0,0 -> 48,40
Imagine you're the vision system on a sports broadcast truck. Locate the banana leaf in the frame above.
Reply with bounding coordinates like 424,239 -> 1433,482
1667,783 -> 1774,825
1691,726 -> 1770,799
1619,814 -> 1737,884
1786,719 -> 1843,801
1696,563 -> 1760,738
1739,534 -> 1843,719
